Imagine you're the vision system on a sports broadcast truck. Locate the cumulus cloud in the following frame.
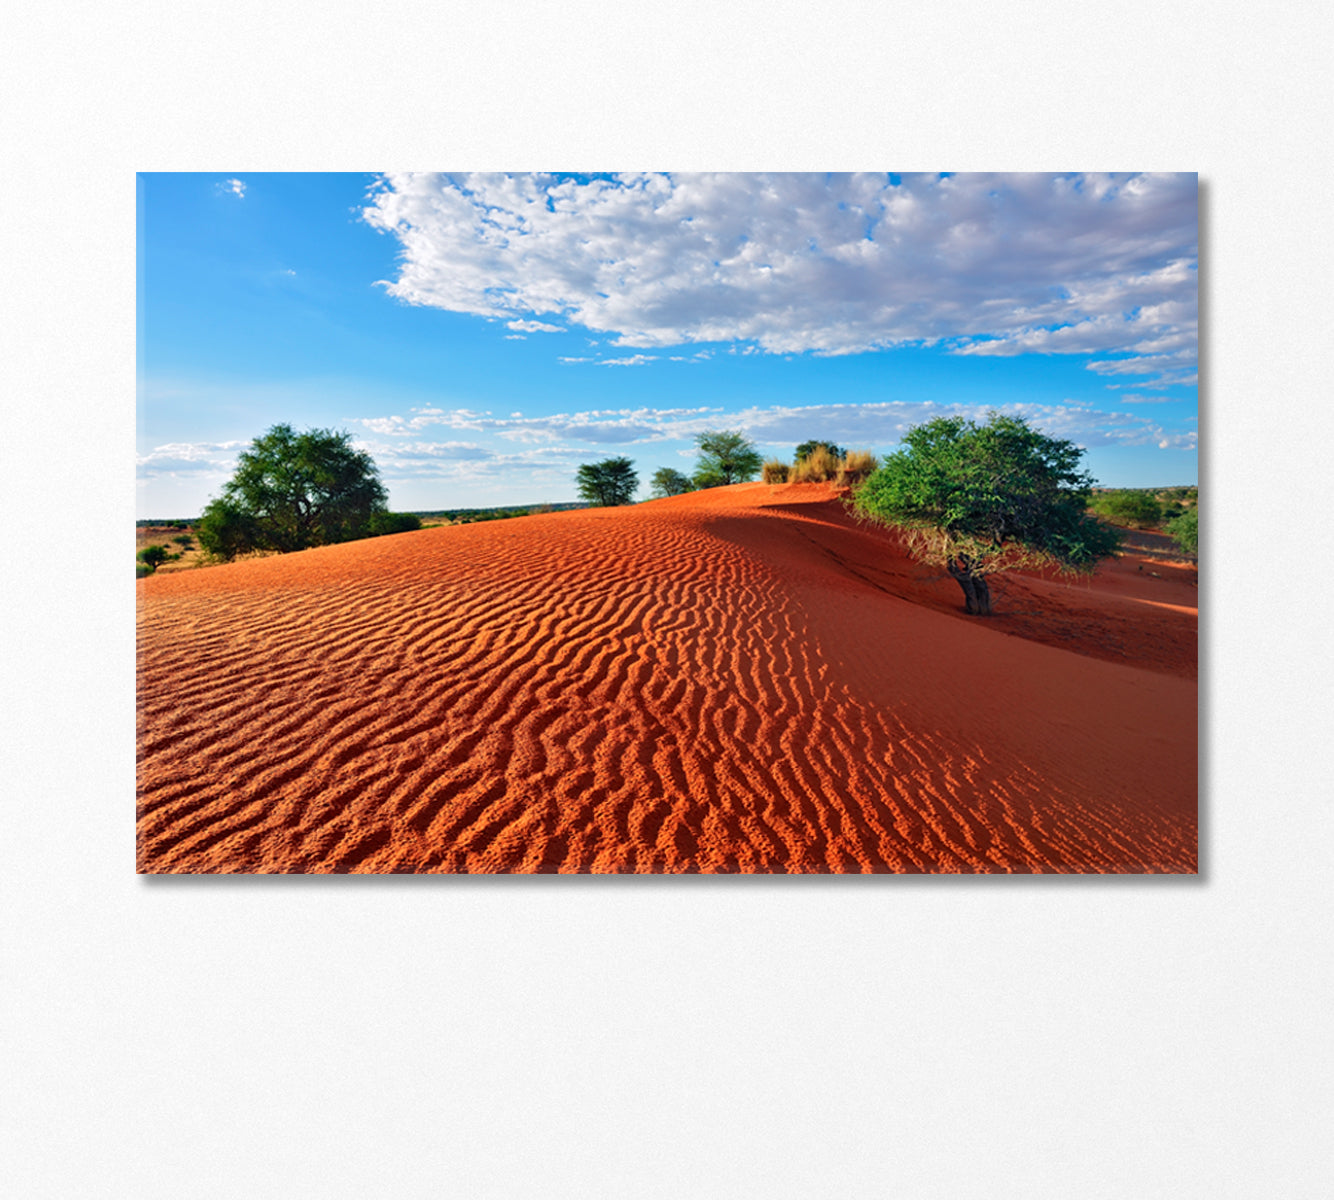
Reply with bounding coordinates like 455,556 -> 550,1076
366,439 -> 592,484
506,318 -> 564,333
356,405 -> 722,446
136,440 -> 248,478
354,399 -> 1196,458
363,172 -> 1197,384
220,178 -> 246,199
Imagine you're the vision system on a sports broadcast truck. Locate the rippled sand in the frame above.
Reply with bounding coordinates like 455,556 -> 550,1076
137,483 -> 1197,873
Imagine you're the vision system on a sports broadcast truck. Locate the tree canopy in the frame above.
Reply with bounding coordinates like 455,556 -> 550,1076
576,457 -> 638,506
137,544 -> 172,574
854,413 -> 1121,615
1164,506 -> 1198,555
795,439 -> 847,463
649,467 -> 694,498
692,430 -> 762,487
197,424 -> 390,560
1088,489 -> 1162,528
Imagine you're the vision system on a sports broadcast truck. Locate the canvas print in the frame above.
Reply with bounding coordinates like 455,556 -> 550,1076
137,172 -> 1198,874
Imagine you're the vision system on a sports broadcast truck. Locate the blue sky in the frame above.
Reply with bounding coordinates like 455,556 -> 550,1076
137,172 -> 1198,517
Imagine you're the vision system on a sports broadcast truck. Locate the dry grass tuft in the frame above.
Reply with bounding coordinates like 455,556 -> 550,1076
790,445 -> 839,483
836,449 -> 879,488
761,459 -> 790,483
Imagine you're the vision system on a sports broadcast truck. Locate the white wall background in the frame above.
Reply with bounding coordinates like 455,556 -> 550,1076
4,2 -> 1331,1196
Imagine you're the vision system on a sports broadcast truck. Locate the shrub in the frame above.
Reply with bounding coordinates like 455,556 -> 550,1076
649,467 -> 694,498
137,544 -> 173,574
790,444 -> 839,483
1088,489 -> 1162,529
136,562 -> 153,579
836,450 -> 879,488
854,413 -> 1121,615
172,534 -> 194,551
365,511 -> 423,536
1164,506 -> 1198,555
761,459 -> 790,483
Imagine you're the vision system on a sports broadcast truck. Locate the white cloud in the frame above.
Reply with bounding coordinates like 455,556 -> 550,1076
363,172 -> 1197,385
600,354 -> 657,367
357,404 -> 722,446
220,178 -> 246,199
505,318 -> 564,333
136,440 -> 248,478
354,399 -> 1196,457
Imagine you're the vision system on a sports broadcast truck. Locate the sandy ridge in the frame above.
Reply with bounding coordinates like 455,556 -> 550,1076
137,484 -> 1196,873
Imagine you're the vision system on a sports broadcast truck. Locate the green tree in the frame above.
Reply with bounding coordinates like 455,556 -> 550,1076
1164,506 -> 1198,555
137,544 -> 172,574
649,467 -> 694,498
795,439 -> 847,463
197,425 -> 389,560
365,511 -> 423,536
1088,489 -> 1162,528
692,430 -> 762,487
854,413 -> 1121,615
576,457 -> 638,506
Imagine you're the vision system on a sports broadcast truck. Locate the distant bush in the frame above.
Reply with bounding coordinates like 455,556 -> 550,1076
692,430 -> 762,487
576,456 -> 638,506
761,459 -> 790,483
1164,506 -> 1198,555
795,439 -> 847,463
790,444 -> 839,483
172,534 -> 194,551
365,511 -> 423,536
836,450 -> 879,488
1089,490 -> 1162,528
137,544 -> 173,574
649,467 -> 694,498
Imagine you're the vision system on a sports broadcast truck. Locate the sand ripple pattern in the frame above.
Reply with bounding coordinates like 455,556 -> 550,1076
137,489 -> 1197,873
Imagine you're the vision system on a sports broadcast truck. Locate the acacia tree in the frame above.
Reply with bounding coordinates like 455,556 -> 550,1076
649,467 -> 694,498
692,430 -> 762,487
197,424 -> 389,560
576,457 -> 638,506
854,413 -> 1121,615
137,544 -> 173,574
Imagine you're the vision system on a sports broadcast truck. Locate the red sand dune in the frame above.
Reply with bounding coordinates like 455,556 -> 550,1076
137,483 -> 1197,874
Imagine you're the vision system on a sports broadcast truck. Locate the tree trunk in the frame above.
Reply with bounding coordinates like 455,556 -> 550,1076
972,573 -> 992,615
946,558 -> 993,615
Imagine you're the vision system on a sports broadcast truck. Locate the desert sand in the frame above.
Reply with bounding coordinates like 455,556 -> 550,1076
137,483 -> 1197,873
